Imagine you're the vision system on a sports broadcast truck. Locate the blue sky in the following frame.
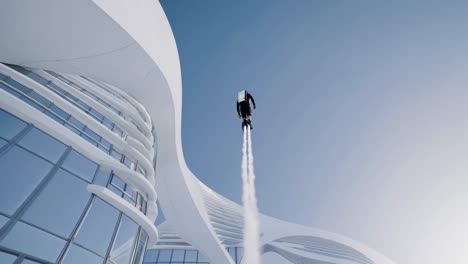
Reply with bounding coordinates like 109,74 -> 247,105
160,1 -> 468,263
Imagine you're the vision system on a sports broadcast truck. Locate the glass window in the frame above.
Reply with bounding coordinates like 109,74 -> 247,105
81,133 -> 98,147
143,250 -> 158,262
21,96 -> 45,113
171,250 -> 185,262
3,76 -> 31,94
0,72 -> 8,80
44,109 -> 66,125
102,118 -> 114,130
99,138 -> 111,150
61,244 -> 103,264
0,214 -> 9,229
74,198 -> 120,256
111,175 -> 125,190
0,81 -> 22,98
133,230 -> 148,264
83,127 -> 101,142
0,138 -> 7,149
62,150 -> 97,182
108,215 -> 139,263
228,248 -> 236,262
26,72 -> 49,85
0,251 -> 16,264
108,184 -> 124,198
124,185 -> 137,201
236,247 -> 243,263
6,64 -> 29,75
0,110 -> 27,140
0,146 -> 53,215
123,156 -> 132,168
64,123 -> 80,135
157,250 -> 172,262
184,250 -> 198,262
20,259 -> 42,264
110,149 -> 122,161
89,108 -> 104,121
113,126 -> 124,137
50,104 -> 70,120
77,100 -> 90,111
0,221 -> 65,262
27,91 -> 51,107
93,169 -> 110,186
67,116 -> 85,130
22,169 -> 91,237
18,128 -> 67,163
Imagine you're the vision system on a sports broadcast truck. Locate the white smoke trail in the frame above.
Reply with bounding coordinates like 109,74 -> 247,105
241,126 -> 261,264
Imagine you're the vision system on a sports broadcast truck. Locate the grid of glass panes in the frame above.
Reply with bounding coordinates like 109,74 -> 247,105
93,170 -> 148,214
226,247 -> 243,264
81,76 -> 149,128
143,249 -> 210,264
0,109 -> 149,264
0,70 -> 142,172
0,73 -> 130,164
275,236 -> 374,264
81,76 -> 127,103
0,73 -> 111,152
46,71 -> 122,116
6,64 -> 127,138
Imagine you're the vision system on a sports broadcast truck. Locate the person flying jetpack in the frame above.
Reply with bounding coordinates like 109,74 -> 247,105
236,90 -> 256,130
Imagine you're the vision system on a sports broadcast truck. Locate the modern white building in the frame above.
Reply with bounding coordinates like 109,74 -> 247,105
0,1 -> 395,264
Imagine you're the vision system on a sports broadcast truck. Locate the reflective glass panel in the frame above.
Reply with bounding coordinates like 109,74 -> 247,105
93,169 -> 110,186
18,127 -> 67,163
50,104 -> 69,120
3,76 -> 31,94
111,175 -> 125,190
62,244 -> 103,264
143,250 -> 158,262
0,81 -> 22,97
22,169 -> 91,237
83,127 -> 101,142
0,110 -> 27,140
27,91 -> 51,107
108,215 -> 139,263
157,250 -> 171,262
185,250 -> 198,262
0,221 -> 66,262
0,138 -> 7,149
21,259 -> 42,264
133,230 -> 148,264
0,251 -> 16,264
64,123 -> 80,135
75,198 -> 119,256
67,117 -> 85,130
171,250 -> 185,262
44,109 -> 66,125
21,96 -> 45,112
0,146 -> 53,214
62,150 -> 97,182
0,214 -> 9,229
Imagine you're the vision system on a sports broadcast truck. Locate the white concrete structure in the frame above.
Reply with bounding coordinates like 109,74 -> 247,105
0,1 -> 395,264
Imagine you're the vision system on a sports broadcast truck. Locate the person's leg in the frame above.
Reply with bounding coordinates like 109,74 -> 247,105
246,106 -> 252,128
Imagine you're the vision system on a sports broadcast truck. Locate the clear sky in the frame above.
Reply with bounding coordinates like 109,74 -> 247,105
160,1 -> 468,264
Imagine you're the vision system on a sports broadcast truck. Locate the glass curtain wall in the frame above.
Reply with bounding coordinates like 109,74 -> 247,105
143,248 -> 243,264
0,109 -> 149,264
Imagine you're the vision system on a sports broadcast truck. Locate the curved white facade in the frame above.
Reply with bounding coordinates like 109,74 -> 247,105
0,1 -> 395,264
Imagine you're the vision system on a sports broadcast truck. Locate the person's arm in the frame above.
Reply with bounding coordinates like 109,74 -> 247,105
236,101 -> 241,118
248,94 -> 256,109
